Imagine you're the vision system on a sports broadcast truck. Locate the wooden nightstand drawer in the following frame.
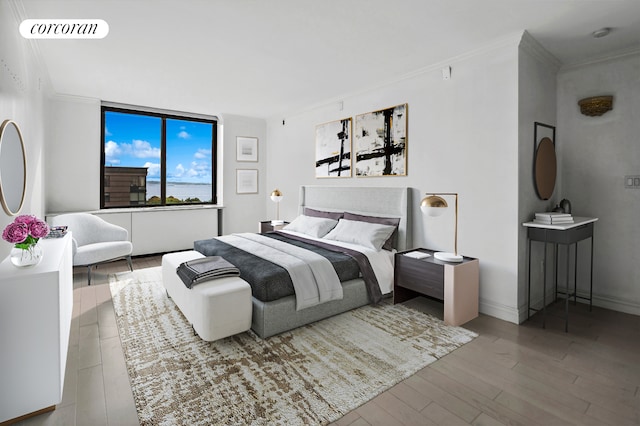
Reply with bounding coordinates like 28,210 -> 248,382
395,255 -> 444,299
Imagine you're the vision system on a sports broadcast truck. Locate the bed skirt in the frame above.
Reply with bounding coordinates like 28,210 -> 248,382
251,278 -> 370,338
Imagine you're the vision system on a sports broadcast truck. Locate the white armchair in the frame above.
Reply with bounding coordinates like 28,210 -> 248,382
49,213 -> 133,285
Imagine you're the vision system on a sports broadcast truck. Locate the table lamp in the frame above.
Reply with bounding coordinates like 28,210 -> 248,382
420,193 -> 463,262
270,189 -> 284,225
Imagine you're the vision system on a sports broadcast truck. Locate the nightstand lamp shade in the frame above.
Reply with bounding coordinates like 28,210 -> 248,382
270,189 -> 284,225
420,193 -> 463,262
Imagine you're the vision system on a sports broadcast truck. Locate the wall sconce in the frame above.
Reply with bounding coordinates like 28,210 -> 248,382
578,95 -> 613,117
270,189 -> 284,225
420,193 -> 463,262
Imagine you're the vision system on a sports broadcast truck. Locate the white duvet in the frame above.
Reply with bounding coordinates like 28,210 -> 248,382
278,229 -> 395,295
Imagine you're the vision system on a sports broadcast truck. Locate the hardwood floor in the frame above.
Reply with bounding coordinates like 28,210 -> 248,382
16,256 -> 640,426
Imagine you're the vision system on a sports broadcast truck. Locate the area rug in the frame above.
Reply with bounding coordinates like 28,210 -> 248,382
109,267 -> 477,426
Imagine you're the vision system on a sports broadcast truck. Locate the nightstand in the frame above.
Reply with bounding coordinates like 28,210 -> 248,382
259,221 -> 289,233
394,248 -> 479,326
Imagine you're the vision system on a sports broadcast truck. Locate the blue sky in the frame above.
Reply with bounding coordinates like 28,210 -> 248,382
104,111 -> 213,184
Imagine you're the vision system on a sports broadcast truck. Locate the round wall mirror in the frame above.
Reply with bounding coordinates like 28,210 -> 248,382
534,136 -> 556,200
0,120 -> 27,215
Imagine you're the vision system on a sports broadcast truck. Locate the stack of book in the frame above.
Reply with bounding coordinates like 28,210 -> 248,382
46,225 -> 68,238
403,251 -> 431,259
533,212 -> 574,225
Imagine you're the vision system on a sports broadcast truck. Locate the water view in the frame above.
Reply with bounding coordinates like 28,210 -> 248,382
147,181 -> 213,203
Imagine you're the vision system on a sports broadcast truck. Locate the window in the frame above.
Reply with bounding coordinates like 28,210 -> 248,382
101,106 -> 217,208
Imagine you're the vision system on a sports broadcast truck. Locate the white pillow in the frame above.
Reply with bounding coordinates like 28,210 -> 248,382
323,219 -> 396,251
282,215 -> 338,238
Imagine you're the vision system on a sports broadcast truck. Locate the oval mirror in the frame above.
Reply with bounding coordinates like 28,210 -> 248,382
534,136 -> 556,200
0,120 -> 27,215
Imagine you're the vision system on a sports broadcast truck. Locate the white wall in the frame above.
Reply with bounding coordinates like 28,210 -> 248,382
557,52 -> 640,315
218,114 -> 267,235
266,36 -> 523,322
0,2 -> 48,260
46,95 -> 101,213
517,33 -> 560,320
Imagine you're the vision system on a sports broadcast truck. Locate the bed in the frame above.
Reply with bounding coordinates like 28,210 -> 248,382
194,185 -> 410,338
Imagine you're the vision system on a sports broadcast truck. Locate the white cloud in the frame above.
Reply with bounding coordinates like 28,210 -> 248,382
128,140 -> 161,158
167,160 -> 212,182
104,139 -> 160,166
189,160 -> 210,177
105,140 -> 121,157
178,131 -> 190,139
143,162 -> 160,177
187,167 -> 199,177
104,140 -> 122,165
108,140 -> 160,159
194,148 -> 211,159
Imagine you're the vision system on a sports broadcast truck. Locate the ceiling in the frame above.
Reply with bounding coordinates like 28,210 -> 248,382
17,0 -> 640,119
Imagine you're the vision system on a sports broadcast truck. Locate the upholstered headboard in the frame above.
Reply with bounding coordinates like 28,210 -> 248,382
298,186 -> 411,251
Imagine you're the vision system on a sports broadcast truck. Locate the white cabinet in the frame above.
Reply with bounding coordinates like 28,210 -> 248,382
47,207 -> 221,256
0,233 -> 73,423
95,207 -> 220,255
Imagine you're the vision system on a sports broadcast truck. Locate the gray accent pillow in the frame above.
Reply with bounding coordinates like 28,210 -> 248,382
343,212 -> 400,251
304,207 -> 344,221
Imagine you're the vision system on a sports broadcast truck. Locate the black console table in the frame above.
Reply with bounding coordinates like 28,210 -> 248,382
523,217 -> 597,332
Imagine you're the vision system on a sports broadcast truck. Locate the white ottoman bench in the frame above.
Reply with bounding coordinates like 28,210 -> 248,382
161,250 -> 252,341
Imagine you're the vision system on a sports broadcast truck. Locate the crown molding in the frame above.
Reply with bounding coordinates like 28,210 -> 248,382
559,46 -> 640,72
519,30 -> 562,71
50,93 -> 101,104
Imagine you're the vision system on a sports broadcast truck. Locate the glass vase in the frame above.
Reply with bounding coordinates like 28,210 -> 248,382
10,243 -> 43,267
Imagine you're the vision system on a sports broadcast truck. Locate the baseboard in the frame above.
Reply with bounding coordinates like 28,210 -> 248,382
591,293 -> 640,316
479,298 -> 519,324
521,287 -> 640,320
557,286 -> 640,315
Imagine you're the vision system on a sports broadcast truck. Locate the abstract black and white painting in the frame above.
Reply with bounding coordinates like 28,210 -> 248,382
354,104 -> 407,176
315,117 -> 352,178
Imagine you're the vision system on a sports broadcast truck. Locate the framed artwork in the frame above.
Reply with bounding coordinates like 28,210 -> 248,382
236,136 -> 258,162
354,103 -> 407,176
236,169 -> 258,194
315,117 -> 352,178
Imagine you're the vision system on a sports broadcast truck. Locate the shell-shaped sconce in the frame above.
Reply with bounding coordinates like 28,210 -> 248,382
578,95 -> 613,117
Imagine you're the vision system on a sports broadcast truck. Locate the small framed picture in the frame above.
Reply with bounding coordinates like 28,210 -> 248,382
236,169 -> 258,194
236,136 -> 258,162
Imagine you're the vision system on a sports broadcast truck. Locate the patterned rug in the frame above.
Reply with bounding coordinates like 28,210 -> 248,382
109,267 -> 477,426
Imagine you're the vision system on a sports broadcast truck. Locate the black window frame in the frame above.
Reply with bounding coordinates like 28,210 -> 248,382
100,105 -> 217,209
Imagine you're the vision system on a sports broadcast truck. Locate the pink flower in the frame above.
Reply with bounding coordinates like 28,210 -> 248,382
2,222 -> 28,244
15,215 -> 37,226
3,215 -> 50,248
30,219 -> 50,238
